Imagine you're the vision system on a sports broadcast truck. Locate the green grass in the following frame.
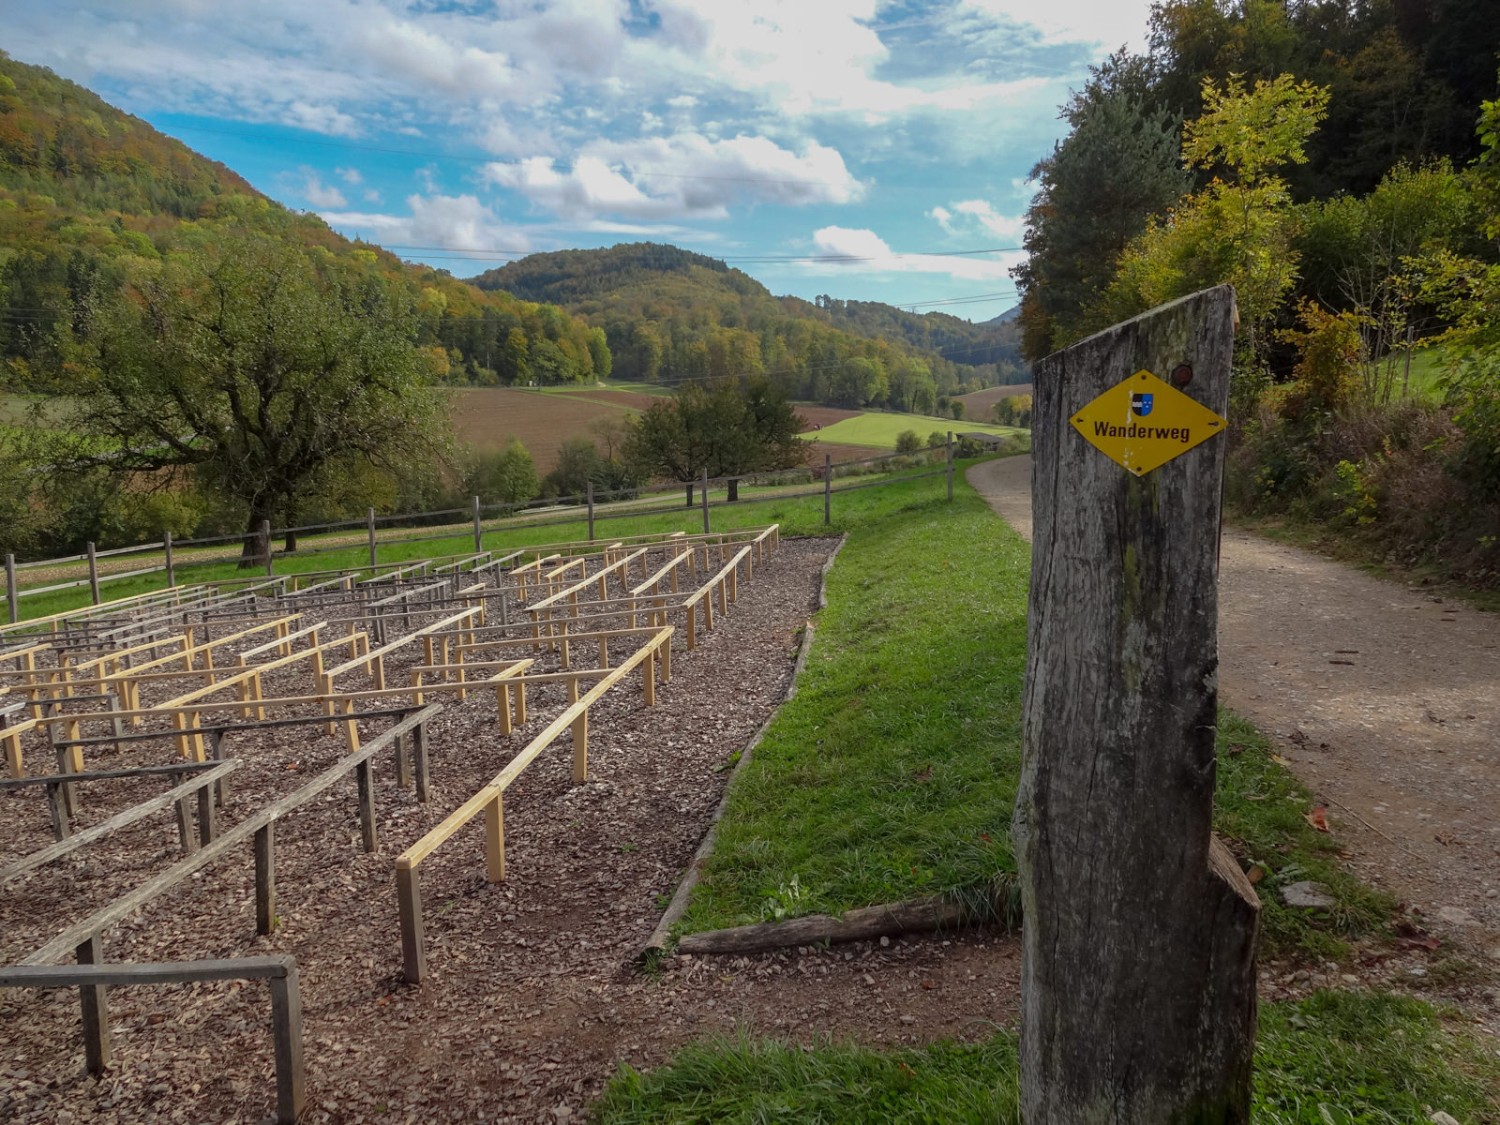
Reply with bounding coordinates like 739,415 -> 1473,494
678,484 -> 1029,931
1214,712 -> 1394,958
4,462 -> 962,624
1395,345 -> 1449,403
678,480 -> 1388,957
814,412 -> 1025,449
592,993 -> 1500,1124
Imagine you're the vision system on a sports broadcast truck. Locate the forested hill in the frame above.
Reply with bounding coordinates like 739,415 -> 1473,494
472,242 -> 1025,402
0,51 -> 606,389
801,294 -> 1023,373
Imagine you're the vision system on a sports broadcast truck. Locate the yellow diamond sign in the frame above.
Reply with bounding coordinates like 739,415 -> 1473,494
1071,369 -> 1227,476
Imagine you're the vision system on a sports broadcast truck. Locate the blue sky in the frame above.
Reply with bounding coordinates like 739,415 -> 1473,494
9,0 -> 1153,321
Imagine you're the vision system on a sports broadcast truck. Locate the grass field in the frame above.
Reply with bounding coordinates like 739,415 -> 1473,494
814,412 -> 1026,449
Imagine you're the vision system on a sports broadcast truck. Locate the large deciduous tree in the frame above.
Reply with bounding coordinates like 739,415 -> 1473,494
68,225 -> 444,559
625,376 -> 804,504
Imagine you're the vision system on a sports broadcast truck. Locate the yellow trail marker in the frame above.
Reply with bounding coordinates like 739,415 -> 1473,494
1071,368 -> 1227,476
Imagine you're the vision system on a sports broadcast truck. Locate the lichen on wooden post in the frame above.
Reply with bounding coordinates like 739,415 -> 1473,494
1014,285 -> 1260,1123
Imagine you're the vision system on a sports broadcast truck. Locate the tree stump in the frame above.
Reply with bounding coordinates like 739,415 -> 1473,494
1014,285 -> 1260,1123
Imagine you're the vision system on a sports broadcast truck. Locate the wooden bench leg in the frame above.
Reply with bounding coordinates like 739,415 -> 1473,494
77,935 -> 111,1075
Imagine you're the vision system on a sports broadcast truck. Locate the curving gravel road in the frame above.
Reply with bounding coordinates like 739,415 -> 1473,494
969,455 -> 1500,959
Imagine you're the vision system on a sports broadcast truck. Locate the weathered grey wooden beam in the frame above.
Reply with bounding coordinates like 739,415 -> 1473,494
1015,286 -> 1259,1123
0,761 -> 239,885
0,954 -> 305,1125
22,705 -> 440,966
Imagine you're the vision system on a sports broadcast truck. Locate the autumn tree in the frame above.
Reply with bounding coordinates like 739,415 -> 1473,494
1097,74 -> 1330,365
624,376 -> 804,504
65,225 -> 445,560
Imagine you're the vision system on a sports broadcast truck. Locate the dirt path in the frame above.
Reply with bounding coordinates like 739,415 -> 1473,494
968,456 -> 1500,960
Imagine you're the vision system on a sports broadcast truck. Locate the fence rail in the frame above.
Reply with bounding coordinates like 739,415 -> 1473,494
0,955 -> 305,1124
2,438 -> 1004,623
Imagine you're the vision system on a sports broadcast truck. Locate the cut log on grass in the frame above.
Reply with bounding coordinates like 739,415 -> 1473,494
675,895 -> 971,955
1014,285 -> 1260,1123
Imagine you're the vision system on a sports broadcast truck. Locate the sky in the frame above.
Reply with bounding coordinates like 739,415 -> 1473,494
8,0 -> 1155,321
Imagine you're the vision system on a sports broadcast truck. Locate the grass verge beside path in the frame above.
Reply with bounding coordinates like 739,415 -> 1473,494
677,471 -> 1389,958
595,992 -> 1500,1124
679,485 -> 1030,931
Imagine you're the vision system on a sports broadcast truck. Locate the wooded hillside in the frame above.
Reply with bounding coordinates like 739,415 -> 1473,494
472,242 -> 1023,406
0,51 -> 607,393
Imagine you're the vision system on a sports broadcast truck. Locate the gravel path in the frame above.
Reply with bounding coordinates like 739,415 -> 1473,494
968,455 -> 1500,961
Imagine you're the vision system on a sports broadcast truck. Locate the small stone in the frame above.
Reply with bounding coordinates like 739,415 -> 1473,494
899,1015 -> 915,1025
1281,881 -> 1336,910
879,936 -> 890,948
1431,1112 -> 1461,1125
1437,906 -> 1476,927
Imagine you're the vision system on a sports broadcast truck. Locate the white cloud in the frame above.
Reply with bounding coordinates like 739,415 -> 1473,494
929,205 -> 955,234
808,226 -> 1019,282
320,193 -> 528,252
298,169 -> 347,208
486,133 -> 864,220
337,167 -> 363,185
957,0 -> 1155,54
952,200 -> 1025,242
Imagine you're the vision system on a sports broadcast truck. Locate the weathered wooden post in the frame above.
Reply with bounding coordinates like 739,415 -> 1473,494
163,531 -> 176,589
700,469 -> 710,535
586,482 -> 595,541
86,542 -> 100,605
823,454 -> 832,526
367,507 -> 378,568
472,495 -> 483,553
946,431 -> 954,501
260,519 -> 273,577
1014,286 -> 1259,1123
5,553 -> 16,624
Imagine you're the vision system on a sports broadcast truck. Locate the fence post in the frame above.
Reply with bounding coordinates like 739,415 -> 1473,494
163,531 -> 176,588
823,454 -> 832,526
261,520 -> 273,577
76,934 -> 111,1075
367,507 -> 377,569
1014,285 -> 1255,1121
472,496 -> 482,553
5,553 -> 16,624
946,431 -> 954,502
84,542 -> 101,605
268,963 -> 307,1125
700,469 -> 710,535
587,482 -> 595,542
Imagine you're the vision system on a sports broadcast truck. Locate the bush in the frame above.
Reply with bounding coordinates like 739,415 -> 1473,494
894,429 -> 922,454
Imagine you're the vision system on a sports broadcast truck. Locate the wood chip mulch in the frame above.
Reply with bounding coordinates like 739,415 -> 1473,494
0,535 -> 1025,1125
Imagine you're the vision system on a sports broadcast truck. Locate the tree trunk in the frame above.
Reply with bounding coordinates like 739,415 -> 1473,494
683,482 -> 694,507
727,477 -> 740,502
240,505 -> 273,570
1014,285 -> 1259,1123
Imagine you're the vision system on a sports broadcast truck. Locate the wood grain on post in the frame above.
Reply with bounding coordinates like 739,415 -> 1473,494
86,542 -> 101,605
1015,286 -> 1258,1123
6,552 -> 18,624
268,964 -> 307,1125
76,934 -> 110,1075
254,821 -> 277,935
